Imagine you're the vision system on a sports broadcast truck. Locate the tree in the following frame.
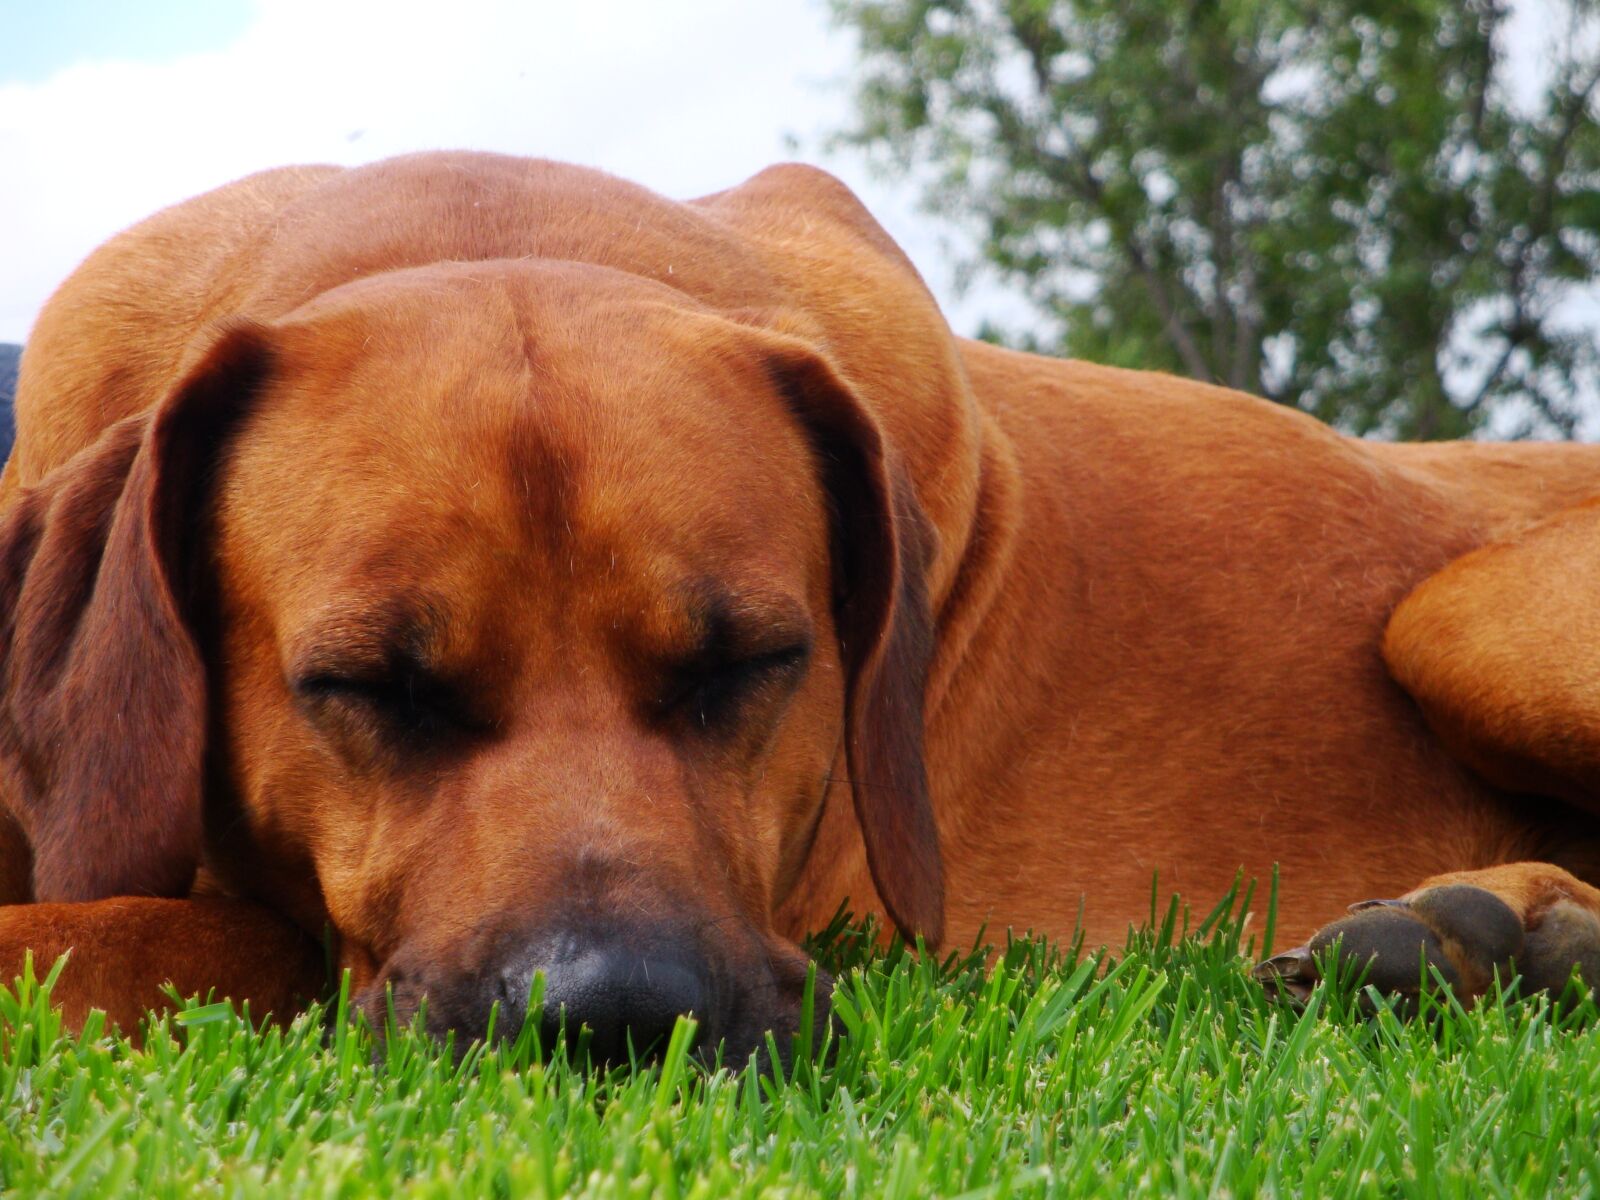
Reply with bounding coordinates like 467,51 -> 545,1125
828,0 -> 1600,438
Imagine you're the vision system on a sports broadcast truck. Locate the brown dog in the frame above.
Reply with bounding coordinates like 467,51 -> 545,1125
2,151 -> 1599,1055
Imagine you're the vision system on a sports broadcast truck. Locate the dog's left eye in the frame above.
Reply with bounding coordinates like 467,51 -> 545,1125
665,643 -> 811,730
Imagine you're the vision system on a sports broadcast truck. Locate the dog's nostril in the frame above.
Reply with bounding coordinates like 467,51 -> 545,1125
528,944 -> 707,1064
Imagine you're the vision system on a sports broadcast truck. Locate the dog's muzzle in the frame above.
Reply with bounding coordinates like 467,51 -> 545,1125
365,912 -> 828,1067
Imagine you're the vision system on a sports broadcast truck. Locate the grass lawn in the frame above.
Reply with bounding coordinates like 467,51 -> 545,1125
4,881 -> 1599,1198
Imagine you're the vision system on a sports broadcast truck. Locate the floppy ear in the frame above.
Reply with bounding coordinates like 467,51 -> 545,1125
0,322 -> 272,902
762,336 -> 945,949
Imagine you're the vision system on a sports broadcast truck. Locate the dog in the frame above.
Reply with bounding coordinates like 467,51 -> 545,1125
1,151 -> 1598,1057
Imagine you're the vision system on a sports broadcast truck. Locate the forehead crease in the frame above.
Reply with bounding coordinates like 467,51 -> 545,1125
492,355 -> 599,550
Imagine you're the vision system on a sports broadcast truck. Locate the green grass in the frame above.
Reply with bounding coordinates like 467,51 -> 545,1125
4,881 -> 1600,1199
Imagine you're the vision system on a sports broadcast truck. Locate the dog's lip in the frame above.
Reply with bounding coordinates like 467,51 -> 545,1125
343,928 -> 832,1053
329,930 -> 385,995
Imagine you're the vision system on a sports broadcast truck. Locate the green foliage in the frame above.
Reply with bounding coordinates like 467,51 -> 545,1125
5,889 -> 1600,1197
829,0 -> 1600,438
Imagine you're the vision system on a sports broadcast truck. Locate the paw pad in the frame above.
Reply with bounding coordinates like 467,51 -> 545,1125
1520,902 -> 1600,995
1308,903 -> 1467,995
1252,884 -> 1598,1007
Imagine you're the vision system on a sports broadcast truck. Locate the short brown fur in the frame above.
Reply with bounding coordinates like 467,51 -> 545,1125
4,152 -> 1600,1037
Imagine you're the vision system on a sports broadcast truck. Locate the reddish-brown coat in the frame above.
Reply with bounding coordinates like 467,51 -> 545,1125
2,152 -> 1600,1028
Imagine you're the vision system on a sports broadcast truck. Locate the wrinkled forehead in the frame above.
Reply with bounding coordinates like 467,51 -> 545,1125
215,271 -> 830,641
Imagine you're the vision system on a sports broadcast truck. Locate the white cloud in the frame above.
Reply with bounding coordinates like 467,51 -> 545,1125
0,0 -> 994,343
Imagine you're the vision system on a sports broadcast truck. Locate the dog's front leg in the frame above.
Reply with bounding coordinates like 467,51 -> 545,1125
1256,862 -> 1600,1006
0,897 -> 327,1035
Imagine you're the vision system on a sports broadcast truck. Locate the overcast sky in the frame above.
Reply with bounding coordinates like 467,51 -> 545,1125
0,0 -> 1576,380
0,0 -> 1011,345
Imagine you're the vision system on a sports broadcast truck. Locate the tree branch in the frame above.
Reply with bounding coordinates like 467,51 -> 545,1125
986,86 -> 1216,380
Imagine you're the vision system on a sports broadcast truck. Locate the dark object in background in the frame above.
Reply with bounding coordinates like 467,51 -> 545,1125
0,344 -> 17,464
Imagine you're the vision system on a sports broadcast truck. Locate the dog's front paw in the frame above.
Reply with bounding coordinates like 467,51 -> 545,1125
1253,865 -> 1600,1008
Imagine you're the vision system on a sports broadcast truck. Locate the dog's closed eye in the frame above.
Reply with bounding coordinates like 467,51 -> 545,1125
296,662 -> 483,745
663,642 -> 812,730
654,588 -> 815,733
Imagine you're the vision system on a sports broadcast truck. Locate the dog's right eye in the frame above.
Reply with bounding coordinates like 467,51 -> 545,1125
295,667 -> 477,745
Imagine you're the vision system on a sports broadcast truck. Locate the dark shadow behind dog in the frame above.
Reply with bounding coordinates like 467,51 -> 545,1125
0,345 -> 17,462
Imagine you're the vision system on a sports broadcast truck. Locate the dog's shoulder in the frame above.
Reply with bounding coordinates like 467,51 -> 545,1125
8,165 -> 341,490
692,163 -> 907,264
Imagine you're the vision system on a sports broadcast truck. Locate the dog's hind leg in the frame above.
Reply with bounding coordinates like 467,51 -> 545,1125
1382,498 -> 1600,811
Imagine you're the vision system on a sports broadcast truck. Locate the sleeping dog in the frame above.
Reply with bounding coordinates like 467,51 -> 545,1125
1,152 -> 1597,1056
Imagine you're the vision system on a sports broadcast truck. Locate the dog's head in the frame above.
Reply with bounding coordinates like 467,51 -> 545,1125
0,258 -> 945,1061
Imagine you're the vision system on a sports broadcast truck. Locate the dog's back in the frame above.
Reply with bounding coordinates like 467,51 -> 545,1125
808,338 -> 1600,942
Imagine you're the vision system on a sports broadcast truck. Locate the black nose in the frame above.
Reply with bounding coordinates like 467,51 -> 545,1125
502,933 -> 709,1064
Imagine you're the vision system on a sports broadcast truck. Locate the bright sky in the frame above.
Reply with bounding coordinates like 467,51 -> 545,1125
0,0 -> 1576,379
0,0 -> 1006,345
